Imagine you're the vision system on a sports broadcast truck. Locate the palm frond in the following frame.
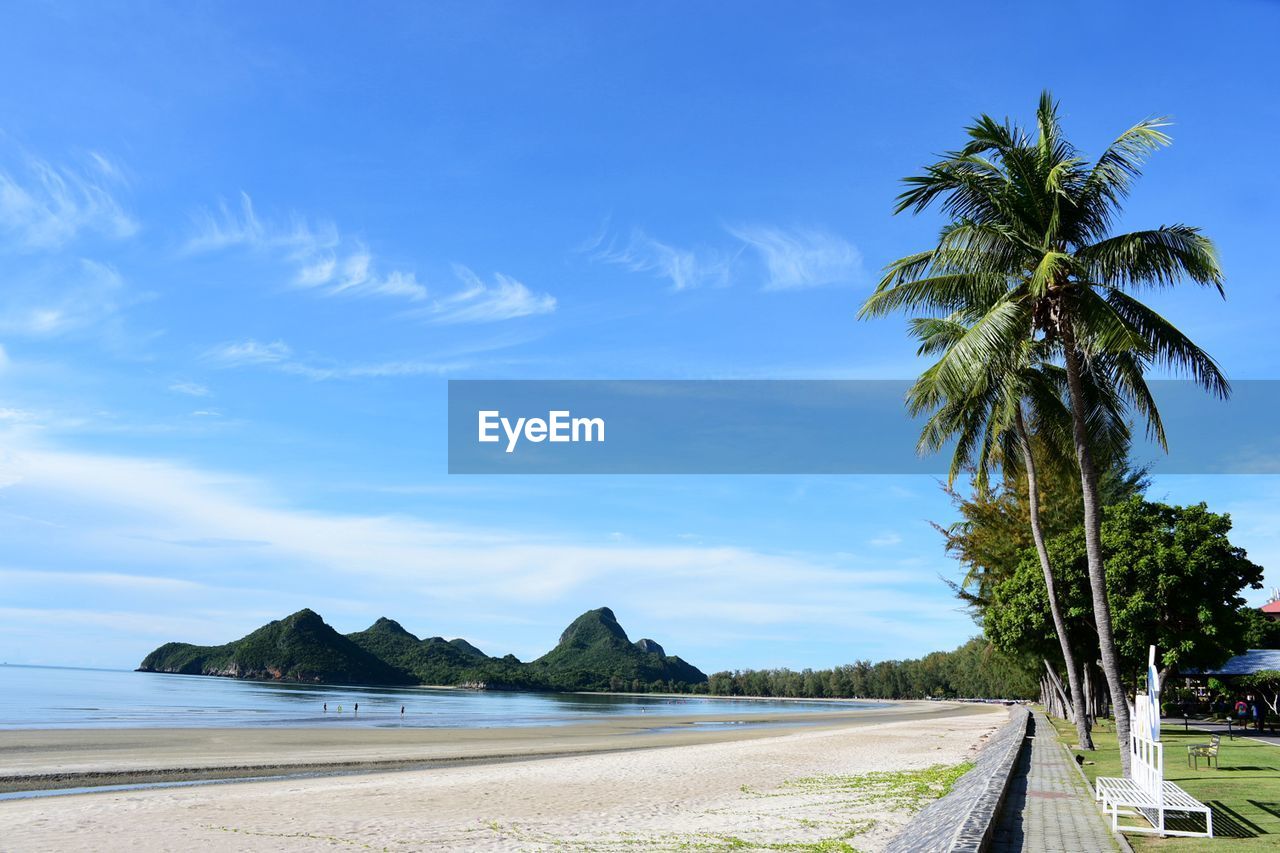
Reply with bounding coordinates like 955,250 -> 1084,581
860,271 -> 1011,319
1079,226 -> 1224,294
1079,118 -> 1172,238
1102,289 -> 1231,398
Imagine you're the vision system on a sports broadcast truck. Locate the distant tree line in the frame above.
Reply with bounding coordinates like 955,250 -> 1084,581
697,637 -> 1038,701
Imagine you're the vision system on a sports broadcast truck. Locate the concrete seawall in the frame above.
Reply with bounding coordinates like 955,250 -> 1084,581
886,705 -> 1030,852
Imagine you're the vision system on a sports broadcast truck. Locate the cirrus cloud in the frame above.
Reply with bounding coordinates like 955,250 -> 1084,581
583,220 -> 864,292
727,225 -> 865,290
0,151 -> 137,251
204,338 -> 292,366
186,193 -> 557,322
186,193 -> 428,302
414,265 -> 557,324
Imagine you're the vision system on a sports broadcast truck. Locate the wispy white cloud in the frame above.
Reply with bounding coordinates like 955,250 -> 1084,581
186,193 -> 556,321
203,336 -> 471,380
159,536 -> 269,549
0,567 -> 208,594
185,192 -> 428,302
0,151 -> 137,250
409,265 -> 556,324
0,259 -> 130,338
0,149 -> 149,350
0,606 -> 225,641
587,226 -> 735,291
185,192 -> 335,257
204,338 -> 292,366
583,220 -> 864,292
168,381 -> 210,397
301,245 -> 428,301
727,225 -> 865,290
279,358 -> 471,380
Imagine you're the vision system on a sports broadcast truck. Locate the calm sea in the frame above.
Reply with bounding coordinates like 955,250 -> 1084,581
0,665 -> 883,729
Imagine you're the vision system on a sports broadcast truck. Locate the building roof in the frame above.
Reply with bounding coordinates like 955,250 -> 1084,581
1185,649 -> 1280,677
1261,600 -> 1280,614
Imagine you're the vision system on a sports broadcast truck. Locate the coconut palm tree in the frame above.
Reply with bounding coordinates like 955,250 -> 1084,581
861,93 -> 1229,774
907,311 -> 1132,749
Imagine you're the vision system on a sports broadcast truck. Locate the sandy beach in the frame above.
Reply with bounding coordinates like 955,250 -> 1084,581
0,701 -> 1005,851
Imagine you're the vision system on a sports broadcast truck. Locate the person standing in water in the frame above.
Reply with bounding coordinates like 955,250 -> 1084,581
323,703 -> 328,713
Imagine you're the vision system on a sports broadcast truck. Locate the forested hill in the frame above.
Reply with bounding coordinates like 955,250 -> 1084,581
531,607 -> 707,690
138,609 -> 1039,699
138,607 -> 709,692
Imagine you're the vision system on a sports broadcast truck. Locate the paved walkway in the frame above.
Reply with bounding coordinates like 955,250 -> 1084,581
991,712 -> 1119,852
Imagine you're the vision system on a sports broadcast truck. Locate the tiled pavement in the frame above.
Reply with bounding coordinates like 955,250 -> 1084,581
991,712 -> 1119,852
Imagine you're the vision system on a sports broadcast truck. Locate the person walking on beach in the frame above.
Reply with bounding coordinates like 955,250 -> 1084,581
323,703 -> 327,713
354,702 -> 359,714
400,705 -> 405,716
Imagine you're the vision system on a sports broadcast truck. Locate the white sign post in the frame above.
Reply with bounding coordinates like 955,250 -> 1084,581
1131,646 -> 1163,801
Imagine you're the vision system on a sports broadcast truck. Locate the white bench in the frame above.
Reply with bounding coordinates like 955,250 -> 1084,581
1094,734 -> 1213,837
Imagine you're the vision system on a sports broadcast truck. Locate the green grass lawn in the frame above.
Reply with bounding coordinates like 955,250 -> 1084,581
1044,714 -> 1280,851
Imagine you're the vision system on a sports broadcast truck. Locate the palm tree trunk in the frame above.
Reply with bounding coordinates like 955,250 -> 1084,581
1016,411 -> 1094,750
1060,329 -> 1133,776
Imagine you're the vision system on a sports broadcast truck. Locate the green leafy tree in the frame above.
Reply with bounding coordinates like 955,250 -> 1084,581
988,499 -> 1263,685
1241,607 -> 1280,649
939,452 -> 1148,611
1239,671 -> 1280,717
861,93 -> 1229,772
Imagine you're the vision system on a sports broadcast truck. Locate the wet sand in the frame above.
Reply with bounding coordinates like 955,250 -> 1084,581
0,700 -> 996,792
0,702 -> 1007,851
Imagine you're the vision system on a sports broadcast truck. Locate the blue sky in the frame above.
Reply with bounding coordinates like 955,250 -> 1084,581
1,1 -> 1278,671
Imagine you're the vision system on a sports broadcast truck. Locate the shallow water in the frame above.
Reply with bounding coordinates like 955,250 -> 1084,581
0,664 -> 885,729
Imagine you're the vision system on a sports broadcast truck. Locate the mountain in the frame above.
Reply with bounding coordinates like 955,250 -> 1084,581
139,606 -> 707,691
532,607 -> 707,690
138,608 -> 414,684
448,638 -> 488,659
343,617 -> 426,672
345,618 -> 499,686
634,638 -> 665,655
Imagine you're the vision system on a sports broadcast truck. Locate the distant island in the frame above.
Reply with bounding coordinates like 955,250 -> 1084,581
138,606 -> 707,692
